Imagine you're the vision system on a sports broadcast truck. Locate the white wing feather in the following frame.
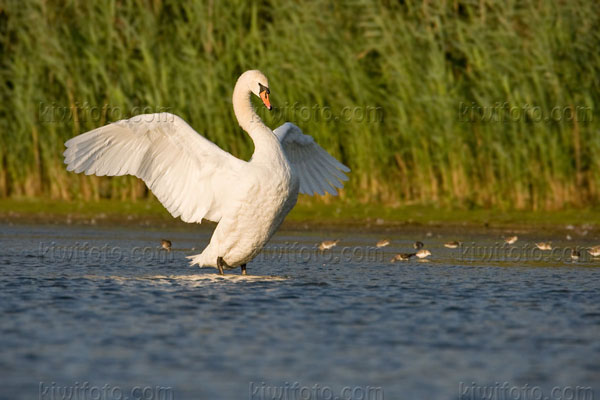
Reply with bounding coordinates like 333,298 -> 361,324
273,122 -> 350,196
63,113 -> 245,223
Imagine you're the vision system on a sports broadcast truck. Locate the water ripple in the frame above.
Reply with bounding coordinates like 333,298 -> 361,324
0,224 -> 598,399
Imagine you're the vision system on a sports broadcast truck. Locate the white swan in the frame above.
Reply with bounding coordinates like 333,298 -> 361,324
63,70 -> 350,275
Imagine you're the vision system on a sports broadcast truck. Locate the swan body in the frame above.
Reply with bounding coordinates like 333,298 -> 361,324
63,70 -> 350,273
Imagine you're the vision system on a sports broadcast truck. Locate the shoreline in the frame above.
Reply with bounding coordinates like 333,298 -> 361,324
1,198 -> 599,233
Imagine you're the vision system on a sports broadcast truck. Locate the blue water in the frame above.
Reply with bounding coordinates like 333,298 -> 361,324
0,223 -> 598,400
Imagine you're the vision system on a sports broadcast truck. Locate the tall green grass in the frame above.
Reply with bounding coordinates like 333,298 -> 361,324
1,0 -> 599,209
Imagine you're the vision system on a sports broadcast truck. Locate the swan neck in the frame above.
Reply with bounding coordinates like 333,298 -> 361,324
232,83 -> 268,138
232,78 -> 278,162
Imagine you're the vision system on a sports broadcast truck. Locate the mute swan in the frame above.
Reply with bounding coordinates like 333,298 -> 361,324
63,70 -> 350,275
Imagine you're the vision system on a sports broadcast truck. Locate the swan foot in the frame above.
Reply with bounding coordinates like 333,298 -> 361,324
241,264 -> 247,275
217,256 -> 228,275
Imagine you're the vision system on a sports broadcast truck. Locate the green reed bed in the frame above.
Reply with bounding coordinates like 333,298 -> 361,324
1,0 -> 599,210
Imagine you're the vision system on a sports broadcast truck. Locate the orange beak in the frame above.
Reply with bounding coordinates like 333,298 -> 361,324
260,91 -> 272,110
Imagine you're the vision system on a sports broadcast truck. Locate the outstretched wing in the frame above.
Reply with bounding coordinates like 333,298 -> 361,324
273,122 -> 350,196
63,113 -> 245,223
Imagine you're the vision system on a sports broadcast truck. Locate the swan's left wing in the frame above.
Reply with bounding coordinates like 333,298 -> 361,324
273,122 -> 350,196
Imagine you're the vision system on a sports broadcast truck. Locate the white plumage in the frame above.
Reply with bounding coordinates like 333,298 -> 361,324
65,113 -> 243,223
273,122 -> 349,196
63,70 -> 350,274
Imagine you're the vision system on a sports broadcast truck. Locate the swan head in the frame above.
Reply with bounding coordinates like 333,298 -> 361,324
239,70 -> 272,110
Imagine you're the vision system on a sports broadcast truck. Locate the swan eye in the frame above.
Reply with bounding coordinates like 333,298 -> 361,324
259,83 -> 270,94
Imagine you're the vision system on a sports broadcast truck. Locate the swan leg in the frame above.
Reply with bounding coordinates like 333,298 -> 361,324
217,257 -> 227,275
241,264 -> 247,275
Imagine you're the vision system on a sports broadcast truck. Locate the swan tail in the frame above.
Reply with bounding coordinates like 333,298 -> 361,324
187,253 -> 216,268
187,253 -> 204,267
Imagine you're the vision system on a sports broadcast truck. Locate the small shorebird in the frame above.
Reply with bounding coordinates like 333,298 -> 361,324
504,235 -> 518,245
444,241 -> 461,249
571,249 -> 581,261
318,239 -> 339,251
587,245 -> 600,257
376,239 -> 390,248
390,253 -> 414,262
415,249 -> 431,259
535,242 -> 552,251
161,239 -> 172,252
413,241 -> 424,249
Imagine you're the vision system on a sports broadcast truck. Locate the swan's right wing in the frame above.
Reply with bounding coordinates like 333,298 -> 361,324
274,122 -> 350,196
64,113 -> 245,223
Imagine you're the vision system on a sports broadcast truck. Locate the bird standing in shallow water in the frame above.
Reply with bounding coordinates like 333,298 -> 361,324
376,239 -> 390,248
571,249 -> 581,261
415,249 -> 431,259
319,240 -> 339,251
63,70 -> 350,276
161,239 -> 172,252
588,245 -> 600,257
535,242 -> 552,251
444,241 -> 461,249
390,253 -> 413,262
504,235 -> 518,245
413,241 -> 424,249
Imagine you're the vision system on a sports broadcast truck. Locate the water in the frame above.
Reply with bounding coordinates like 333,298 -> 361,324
1,223 -> 599,400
